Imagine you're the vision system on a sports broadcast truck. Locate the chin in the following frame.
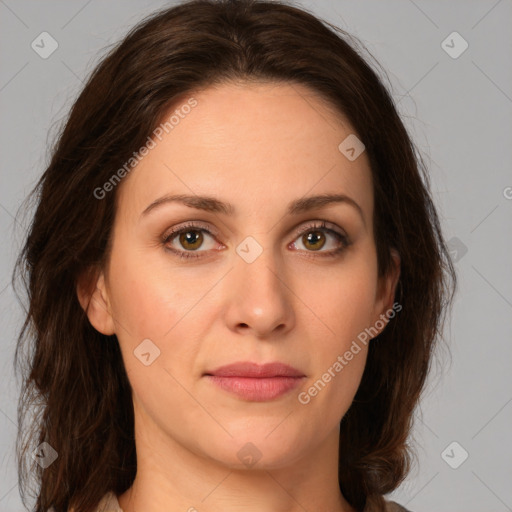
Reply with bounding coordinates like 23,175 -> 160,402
201,430 -> 310,470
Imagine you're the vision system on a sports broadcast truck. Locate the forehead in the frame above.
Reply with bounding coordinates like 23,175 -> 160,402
116,81 -> 374,222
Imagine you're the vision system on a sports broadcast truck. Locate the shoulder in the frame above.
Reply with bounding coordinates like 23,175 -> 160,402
67,491 -> 123,512
384,499 -> 413,512
94,492 -> 124,512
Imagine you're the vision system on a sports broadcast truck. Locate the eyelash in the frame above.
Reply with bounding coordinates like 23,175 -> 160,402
161,220 -> 351,260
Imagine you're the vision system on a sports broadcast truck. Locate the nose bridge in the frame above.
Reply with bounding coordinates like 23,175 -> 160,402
224,235 -> 294,335
237,242 -> 281,295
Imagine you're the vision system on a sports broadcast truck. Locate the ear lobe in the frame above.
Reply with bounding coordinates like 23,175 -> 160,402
76,267 -> 116,336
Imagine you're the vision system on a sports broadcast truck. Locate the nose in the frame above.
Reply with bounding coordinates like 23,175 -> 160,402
222,242 -> 295,339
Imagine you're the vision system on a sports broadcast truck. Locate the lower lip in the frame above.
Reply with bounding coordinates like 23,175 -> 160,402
205,375 -> 305,401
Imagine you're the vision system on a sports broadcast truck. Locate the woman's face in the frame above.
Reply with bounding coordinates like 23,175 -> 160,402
82,81 -> 399,470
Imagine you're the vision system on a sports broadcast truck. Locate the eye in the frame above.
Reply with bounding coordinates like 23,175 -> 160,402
161,221 -> 221,260
161,220 -> 351,260
289,221 -> 350,258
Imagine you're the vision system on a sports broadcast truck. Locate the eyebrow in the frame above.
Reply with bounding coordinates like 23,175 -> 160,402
140,192 -> 365,226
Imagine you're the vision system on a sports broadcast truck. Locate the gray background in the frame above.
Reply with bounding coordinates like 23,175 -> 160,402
1,1 -> 511,511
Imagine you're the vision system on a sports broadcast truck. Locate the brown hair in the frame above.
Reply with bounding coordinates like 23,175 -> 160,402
13,1 -> 457,511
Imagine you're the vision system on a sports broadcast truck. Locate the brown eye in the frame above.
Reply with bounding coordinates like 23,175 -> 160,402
178,230 -> 204,250
162,222 -> 218,260
302,230 -> 326,251
290,221 -> 350,258
163,220 -> 349,261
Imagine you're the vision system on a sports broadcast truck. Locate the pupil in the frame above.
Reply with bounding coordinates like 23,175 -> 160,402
181,230 -> 202,249
305,231 -> 325,251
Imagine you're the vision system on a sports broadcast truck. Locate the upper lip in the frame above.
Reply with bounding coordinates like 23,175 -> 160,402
204,361 -> 305,378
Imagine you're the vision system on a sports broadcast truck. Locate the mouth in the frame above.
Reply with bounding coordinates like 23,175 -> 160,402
203,361 -> 306,402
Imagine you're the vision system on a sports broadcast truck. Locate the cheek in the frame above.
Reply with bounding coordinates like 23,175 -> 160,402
106,244 -> 219,384
107,244 -> 197,341
295,251 -> 377,412
108,267 -> 172,341
302,251 -> 379,344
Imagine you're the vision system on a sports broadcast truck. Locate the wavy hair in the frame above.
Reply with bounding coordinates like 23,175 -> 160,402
13,1 -> 457,511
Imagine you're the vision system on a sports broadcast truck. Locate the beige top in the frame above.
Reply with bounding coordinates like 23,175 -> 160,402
95,491 -> 411,512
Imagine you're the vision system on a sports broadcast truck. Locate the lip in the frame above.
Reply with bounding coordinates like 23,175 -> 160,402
205,361 -> 305,378
204,362 -> 306,401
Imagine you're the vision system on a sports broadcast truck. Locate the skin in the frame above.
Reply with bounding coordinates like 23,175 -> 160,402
78,81 -> 400,512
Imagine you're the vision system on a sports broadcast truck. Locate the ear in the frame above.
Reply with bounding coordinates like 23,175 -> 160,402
371,248 -> 401,336
76,266 -> 116,335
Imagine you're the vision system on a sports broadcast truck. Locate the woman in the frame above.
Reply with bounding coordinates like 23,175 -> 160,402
13,1 -> 456,511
